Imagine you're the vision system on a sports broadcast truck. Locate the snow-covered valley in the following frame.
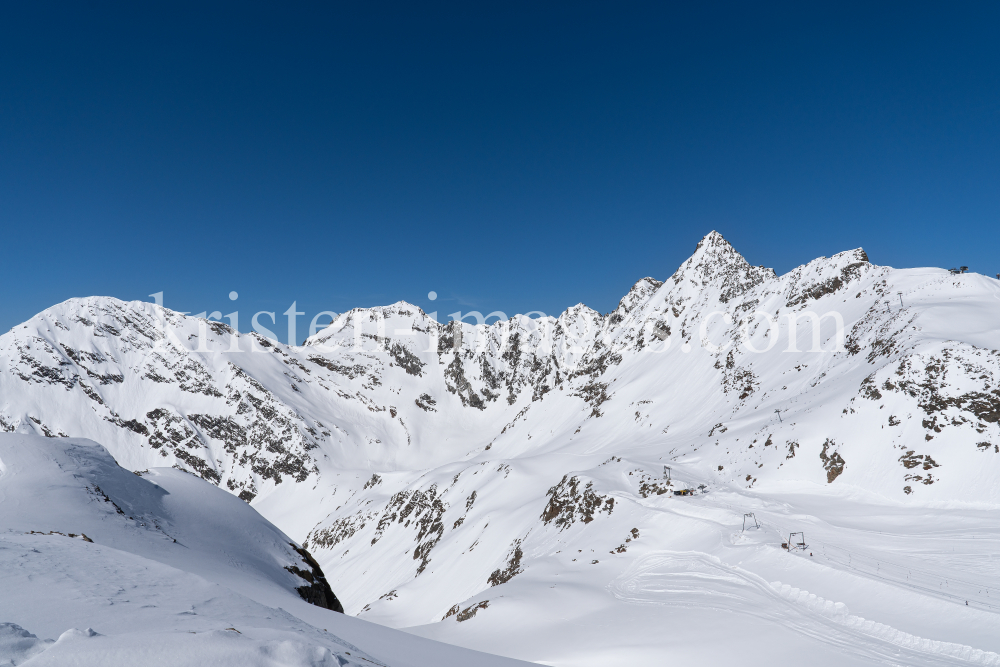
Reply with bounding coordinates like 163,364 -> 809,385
2,231 -> 999,665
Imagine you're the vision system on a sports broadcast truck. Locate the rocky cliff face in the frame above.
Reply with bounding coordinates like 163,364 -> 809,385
2,231 -> 999,626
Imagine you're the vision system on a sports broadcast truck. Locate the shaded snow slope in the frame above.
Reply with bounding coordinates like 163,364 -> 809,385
0,434 -> 341,612
2,231 -> 1000,664
0,434 -> 532,667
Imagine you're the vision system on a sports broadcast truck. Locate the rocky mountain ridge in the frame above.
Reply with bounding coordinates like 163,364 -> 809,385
2,231 -> 999,639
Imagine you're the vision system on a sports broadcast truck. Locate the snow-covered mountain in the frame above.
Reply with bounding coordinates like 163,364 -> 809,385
2,231 -> 1000,665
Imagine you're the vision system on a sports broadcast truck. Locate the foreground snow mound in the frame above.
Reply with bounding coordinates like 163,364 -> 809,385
0,435 -> 532,667
0,434 -> 342,613
4,626 -> 362,667
0,623 -> 52,665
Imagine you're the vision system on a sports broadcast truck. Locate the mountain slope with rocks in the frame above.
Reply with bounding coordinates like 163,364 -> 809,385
2,231 -> 999,666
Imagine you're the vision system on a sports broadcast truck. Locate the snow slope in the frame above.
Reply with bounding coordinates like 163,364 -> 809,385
0,434 -> 531,667
1,231 -> 999,664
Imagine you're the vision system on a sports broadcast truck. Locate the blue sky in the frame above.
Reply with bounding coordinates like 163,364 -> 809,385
2,2 -> 998,342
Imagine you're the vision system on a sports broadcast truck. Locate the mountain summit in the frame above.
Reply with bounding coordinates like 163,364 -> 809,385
670,230 -> 778,303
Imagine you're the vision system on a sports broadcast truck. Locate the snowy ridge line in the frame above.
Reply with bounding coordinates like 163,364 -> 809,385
716,501 -> 1000,613
770,581 -> 1000,666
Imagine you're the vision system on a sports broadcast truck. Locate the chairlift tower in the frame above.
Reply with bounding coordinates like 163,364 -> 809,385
787,532 -> 807,551
742,513 -> 760,532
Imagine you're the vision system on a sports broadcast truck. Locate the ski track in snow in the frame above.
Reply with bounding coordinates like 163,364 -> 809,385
610,551 -> 999,666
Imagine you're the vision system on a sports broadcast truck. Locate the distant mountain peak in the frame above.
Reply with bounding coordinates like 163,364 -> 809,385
672,231 -> 776,303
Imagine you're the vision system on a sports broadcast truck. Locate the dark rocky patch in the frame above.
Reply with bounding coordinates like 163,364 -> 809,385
572,381 -> 610,417
722,365 -> 758,400
860,375 -> 882,401
819,439 -> 845,483
899,451 -> 940,470
487,540 -> 523,587
452,490 -> 477,529
385,341 -> 425,377
444,354 -> 485,410
414,393 -> 437,412
307,511 -> 375,550
785,440 -> 799,461
884,352 -> 1000,425
455,600 -> 489,622
286,543 -> 344,613
786,260 -> 868,308
189,413 -> 246,453
542,475 -> 615,529
307,356 -> 368,379
370,485 -> 447,575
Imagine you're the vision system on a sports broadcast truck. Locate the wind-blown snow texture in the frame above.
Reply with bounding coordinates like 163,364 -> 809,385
2,231 -> 999,665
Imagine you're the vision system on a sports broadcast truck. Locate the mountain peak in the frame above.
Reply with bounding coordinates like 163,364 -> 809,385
694,229 -> 731,252
671,231 -> 776,303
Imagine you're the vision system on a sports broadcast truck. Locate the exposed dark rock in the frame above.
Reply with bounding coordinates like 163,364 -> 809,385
819,439 -> 846,483
785,440 -> 799,460
307,511 -> 374,550
456,600 -> 489,622
370,485 -> 447,575
385,341 -> 426,377
286,543 -> 344,613
444,354 -> 485,410
899,450 -> 940,471
487,540 -> 523,587
415,393 -> 437,412
542,475 -> 615,529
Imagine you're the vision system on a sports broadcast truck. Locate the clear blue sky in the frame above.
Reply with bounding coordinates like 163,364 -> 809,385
2,2 -> 998,342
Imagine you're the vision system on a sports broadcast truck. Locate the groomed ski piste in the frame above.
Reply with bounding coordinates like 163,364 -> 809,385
399,464 -> 1000,666
2,231 -> 999,665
